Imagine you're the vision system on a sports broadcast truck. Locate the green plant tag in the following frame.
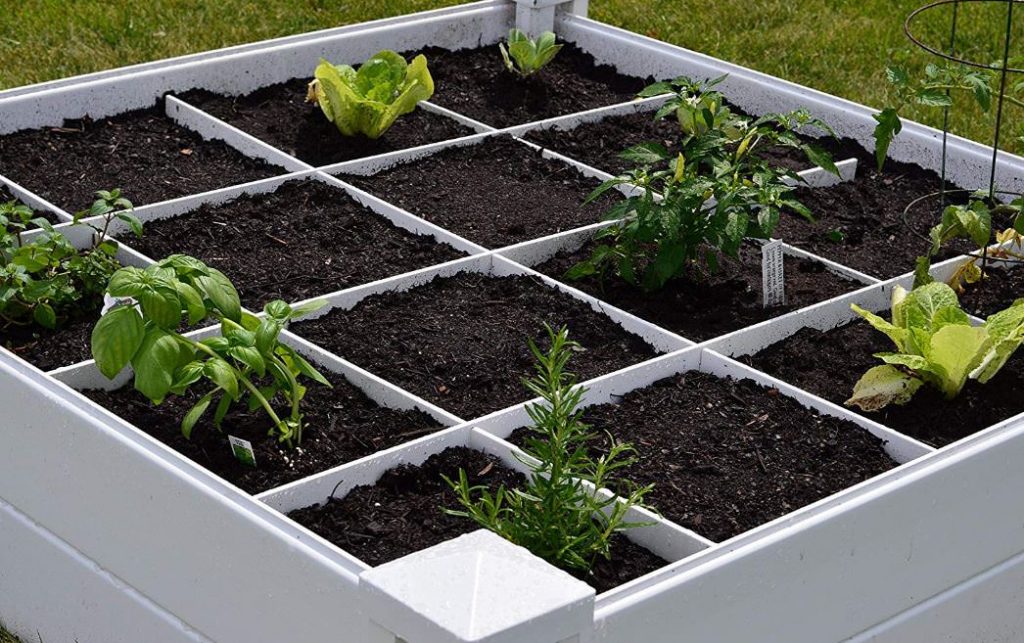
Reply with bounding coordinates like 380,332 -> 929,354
228,435 -> 257,467
761,240 -> 786,308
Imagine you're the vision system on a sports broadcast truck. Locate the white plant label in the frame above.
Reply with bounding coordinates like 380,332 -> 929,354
761,240 -> 786,308
228,436 -> 257,467
101,293 -> 139,315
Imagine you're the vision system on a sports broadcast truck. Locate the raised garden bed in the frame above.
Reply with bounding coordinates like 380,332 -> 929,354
3,3 -> 1024,642
0,104 -> 285,212
123,178 -> 466,307
178,81 -> 476,166
338,135 -> 615,248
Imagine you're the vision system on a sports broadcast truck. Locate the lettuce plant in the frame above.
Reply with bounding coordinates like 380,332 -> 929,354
445,324 -> 652,573
568,76 -> 838,291
306,50 -> 434,139
847,282 -> 1024,411
499,29 -> 563,78
91,255 -> 329,448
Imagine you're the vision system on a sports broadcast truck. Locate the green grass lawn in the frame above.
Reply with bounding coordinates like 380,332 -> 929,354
0,624 -> 22,643
0,2 -> 1021,142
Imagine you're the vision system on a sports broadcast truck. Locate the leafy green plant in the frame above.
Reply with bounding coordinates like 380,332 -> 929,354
306,50 -> 434,139
871,62 -> 1022,170
568,76 -> 838,291
0,190 -> 136,330
90,254 -> 329,448
846,281 -> 1024,411
499,29 -> 563,78
444,324 -> 653,573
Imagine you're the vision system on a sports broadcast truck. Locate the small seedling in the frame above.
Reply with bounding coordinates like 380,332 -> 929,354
307,50 -> 434,139
846,281 -> 1024,411
499,29 -> 563,78
445,324 -> 653,573
90,255 -> 330,448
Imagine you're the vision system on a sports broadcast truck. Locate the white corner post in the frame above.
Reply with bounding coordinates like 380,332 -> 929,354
359,530 -> 596,643
514,0 -> 589,37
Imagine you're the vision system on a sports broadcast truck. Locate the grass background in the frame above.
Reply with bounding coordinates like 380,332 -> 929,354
2,0 -> 1023,148
0,624 -> 22,643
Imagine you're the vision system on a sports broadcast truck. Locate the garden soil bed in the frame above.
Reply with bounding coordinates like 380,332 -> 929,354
535,241 -> 864,341
287,446 -> 669,593
524,111 -> 865,177
290,272 -> 659,419
125,179 -> 465,308
956,263 -> 1024,318
775,154 -> 975,279
178,80 -> 475,167
339,136 -> 616,248
0,311 -> 99,372
0,105 -> 284,212
420,44 -> 649,128
743,320 -> 1024,447
509,371 -> 898,542
83,371 -> 443,495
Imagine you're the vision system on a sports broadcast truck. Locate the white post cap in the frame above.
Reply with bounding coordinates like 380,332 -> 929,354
359,529 -> 596,643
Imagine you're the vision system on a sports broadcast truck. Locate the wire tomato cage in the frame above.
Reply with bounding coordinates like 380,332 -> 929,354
899,0 -> 1024,271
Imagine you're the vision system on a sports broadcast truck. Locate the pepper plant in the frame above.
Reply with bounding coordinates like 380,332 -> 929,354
0,190 -> 137,331
499,29 -> 563,78
568,75 -> 839,291
847,281 -> 1024,411
91,255 -> 329,448
444,324 -> 653,573
306,50 -> 434,139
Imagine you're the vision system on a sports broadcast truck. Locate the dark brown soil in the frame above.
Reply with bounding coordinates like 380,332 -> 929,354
743,320 -> 1024,447
178,79 -> 475,167
83,370 -> 443,495
510,371 -> 898,542
339,136 -> 615,248
524,111 -> 865,177
775,152 -> 975,279
536,241 -> 865,341
0,310 -> 99,372
287,446 -> 669,593
957,263 -> 1024,318
0,105 -> 284,212
124,179 -> 465,308
290,272 -> 659,420
421,44 -> 649,128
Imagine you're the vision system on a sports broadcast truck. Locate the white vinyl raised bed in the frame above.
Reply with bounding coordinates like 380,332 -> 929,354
3,1 -> 1024,641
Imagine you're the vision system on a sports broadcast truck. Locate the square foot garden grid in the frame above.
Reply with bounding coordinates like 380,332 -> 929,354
3,1 -> 1024,642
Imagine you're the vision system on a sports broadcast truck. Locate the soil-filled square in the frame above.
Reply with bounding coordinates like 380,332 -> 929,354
775,153 -> 976,279
178,80 -> 475,167
0,105 -> 285,212
509,371 -> 898,542
953,263 -> 1024,318
125,179 -> 466,308
1,310 -> 100,372
290,271 -> 660,419
287,446 -> 669,593
743,320 -> 1024,447
534,241 -> 865,341
339,136 -> 614,248
83,369 -> 444,495
420,44 -> 649,128
524,111 -> 863,177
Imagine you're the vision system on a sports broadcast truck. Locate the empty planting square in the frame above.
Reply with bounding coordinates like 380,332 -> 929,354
290,271 -> 660,419
421,43 -> 649,128
509,371 -> 898,542
179,81 -> 475,166
0,104 -> 284,212
339,136 -> 615,248
125,179 -> 466,307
